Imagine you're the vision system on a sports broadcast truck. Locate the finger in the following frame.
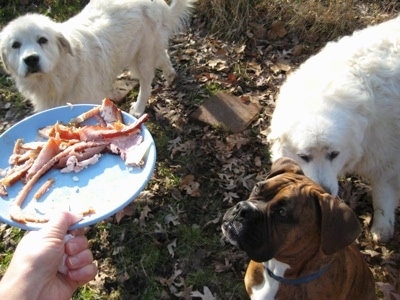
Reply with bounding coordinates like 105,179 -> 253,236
65,235 -> 89,256
66,249 -> 94,270
41,211 -> 83,238
68,263 -> 98,283
68,227 -> 86,236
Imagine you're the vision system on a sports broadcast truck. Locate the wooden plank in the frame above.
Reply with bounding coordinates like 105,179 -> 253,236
190,92 -> 262,133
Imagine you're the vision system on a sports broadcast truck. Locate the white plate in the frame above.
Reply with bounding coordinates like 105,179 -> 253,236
0,104 -> 156,230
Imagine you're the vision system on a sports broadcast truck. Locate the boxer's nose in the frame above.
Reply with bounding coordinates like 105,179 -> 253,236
233,201 -> 258,219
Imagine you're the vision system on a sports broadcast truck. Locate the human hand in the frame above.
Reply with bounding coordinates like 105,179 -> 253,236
0,212 -> 97,300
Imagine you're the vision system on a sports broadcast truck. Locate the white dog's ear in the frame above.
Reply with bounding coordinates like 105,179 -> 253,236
57,33 -> 73,56
0,47 -> 11,74
0,34 -> 9,73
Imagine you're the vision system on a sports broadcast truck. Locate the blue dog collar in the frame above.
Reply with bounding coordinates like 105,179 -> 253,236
266,264 -> 330,285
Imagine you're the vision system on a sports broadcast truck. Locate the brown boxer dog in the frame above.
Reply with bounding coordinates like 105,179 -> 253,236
222,157 -> 376,299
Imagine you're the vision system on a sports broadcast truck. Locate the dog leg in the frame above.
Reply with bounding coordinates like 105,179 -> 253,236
129,65 -> 155,117
370,180 -> 396,243
159,49 -> 176,86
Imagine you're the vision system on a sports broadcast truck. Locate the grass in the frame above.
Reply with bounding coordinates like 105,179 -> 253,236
0,0 -> 87,22
0,226 -> 23,274
198,0 -> 400,48
0,75 -> 25,118
197,0 -> 264,40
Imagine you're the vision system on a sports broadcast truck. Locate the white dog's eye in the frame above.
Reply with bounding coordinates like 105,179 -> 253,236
11,41 -> 21,49
298,153 -> 310,163
328,151 -> 339,161
38,37 -> 48,45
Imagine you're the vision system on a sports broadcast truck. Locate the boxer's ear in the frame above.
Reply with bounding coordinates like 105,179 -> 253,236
267,157 -> 304,179
318,194 -> 361,255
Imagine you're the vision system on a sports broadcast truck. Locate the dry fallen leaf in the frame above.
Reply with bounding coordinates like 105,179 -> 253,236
115,205 -> 134,224
139,205 -> 152,227
226,133 -> 250,150
226,73 -> 237,84
292,44 -> 304,56
376,282 -> 400,300
270,62 -> 291,74
190,286 -> 216,300
223,191 -> 239,203
249,22 -> 267,40
180,174 -> 195,186
180,174 -> 201,197
247,61 -> 263,76
167,239 -> 177,257
267,20 -> 287,40
214,258 -> 232,273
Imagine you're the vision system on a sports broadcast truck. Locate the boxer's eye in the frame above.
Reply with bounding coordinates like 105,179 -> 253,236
298,153 -> 310,163
252,183 -> 261,195
327,151 -> 339,161
278,208 -> 287,217
12,41 -> 21,49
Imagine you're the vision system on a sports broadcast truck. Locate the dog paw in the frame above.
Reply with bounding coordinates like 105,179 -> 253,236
165,69 -> 176,86
370,211 -> 394,243
129,103 -> 145,118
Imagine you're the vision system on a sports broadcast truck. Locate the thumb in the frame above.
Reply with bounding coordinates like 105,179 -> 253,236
40,211 -> 83,238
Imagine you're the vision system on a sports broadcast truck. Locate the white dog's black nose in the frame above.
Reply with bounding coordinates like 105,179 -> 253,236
24,54 -> 41,74
24,54 -> 40,67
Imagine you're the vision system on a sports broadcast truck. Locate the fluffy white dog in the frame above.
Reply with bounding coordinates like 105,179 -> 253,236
268,15 -> 400,243
0,0 -> 195,116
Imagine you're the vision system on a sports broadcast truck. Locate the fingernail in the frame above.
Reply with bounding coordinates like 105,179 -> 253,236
68,255 -> 79,267
66,240 -> 78,254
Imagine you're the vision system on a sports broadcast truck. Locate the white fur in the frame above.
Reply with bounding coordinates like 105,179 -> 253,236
0,0 -> 195,116
250,259 -> 290,300
268,15 -> 400,243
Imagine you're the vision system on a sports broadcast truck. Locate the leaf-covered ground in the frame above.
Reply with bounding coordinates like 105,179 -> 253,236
0,1 -> 399,299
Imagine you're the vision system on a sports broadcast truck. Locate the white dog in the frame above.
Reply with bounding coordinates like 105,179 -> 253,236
268,15 -> 400,243
0,0 -> 195,116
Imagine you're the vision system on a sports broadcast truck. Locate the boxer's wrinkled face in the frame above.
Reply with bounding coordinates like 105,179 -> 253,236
222,171 -> 322,263
222,157 -> 361,263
